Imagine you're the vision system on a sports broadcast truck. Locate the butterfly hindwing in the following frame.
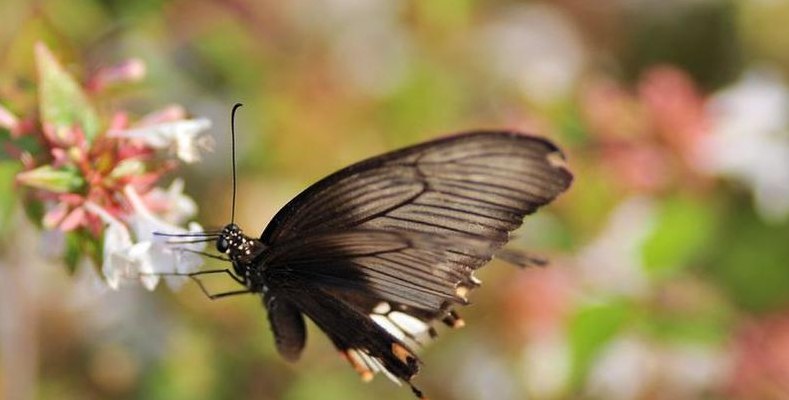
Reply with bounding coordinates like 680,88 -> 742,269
285,286 -> 422,381
259,229 -> 499,390
264,292 -> 307,362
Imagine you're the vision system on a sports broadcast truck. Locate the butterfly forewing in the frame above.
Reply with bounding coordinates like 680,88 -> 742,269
261,131 -> 572,246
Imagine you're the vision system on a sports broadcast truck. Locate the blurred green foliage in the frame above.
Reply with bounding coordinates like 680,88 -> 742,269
642,195 -> 716,280
568,299 -> 632,389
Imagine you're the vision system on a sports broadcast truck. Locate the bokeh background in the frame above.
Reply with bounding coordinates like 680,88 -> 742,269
3,0 -> 789,399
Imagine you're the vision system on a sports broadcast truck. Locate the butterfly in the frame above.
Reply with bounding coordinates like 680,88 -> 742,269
164,104 -> 573,398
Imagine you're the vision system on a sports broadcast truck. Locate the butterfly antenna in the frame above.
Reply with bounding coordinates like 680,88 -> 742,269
230,103 -> 243,224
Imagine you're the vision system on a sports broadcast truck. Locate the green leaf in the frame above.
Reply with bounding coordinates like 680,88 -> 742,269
64,232 -> 82,273
641,195 -> 716,279
705,199 -> 789,312
568,299 -> 632,389
1,130 -> 41,161
16,164 -> 85,193
0,161 -> 20,236
35,42 -> 100,141
642,312 -> 731,345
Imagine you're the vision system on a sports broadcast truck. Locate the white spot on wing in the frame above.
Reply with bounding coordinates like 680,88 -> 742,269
356,350 -> 381,373
389,311 -> 429,336
371,314 -> 405,340
373,301 -> 391,314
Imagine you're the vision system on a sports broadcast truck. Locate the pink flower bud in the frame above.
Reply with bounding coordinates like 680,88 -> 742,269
137,105 -> 186,126
87,58 -> 147,92
0,103 -> 20,136
59,206 -> 86,231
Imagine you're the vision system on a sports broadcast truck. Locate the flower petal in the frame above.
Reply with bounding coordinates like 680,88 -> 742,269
143,178 -> 197,224
128,241 -> 160,290
109,119 -> 212,163
59,206 -> 86,231
85,202 -> 134,290
0,103 -> 20,135
43,202 -> 70,229
102,221 -> 133,290
124,186 -> 205,288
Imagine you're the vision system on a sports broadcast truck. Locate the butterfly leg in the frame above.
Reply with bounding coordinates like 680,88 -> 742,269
149,269 -> 250,299
186,268 -> 245,285
173,247 -> 231,262
189,276 -> 252,300
204,289 -> 253,300
185,269 -> 250,299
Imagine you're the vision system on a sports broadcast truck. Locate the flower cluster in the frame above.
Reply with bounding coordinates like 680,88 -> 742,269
0,43 -> 211,290
580,64 -> 789,223
580,66 -> 710,194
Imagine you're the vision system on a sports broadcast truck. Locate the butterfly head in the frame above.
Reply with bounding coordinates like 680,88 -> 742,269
216,223 -> 263,262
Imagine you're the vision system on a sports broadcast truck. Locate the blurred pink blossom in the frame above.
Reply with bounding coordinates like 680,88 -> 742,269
505,264 -> 576,398
0,103 -> 20,135
581,76 -> 648,141
580,66 -> 711,194
505,266 -> 576,338
728,313 -> 789,399
86,58 -> 146,92
639,66 -> 710,170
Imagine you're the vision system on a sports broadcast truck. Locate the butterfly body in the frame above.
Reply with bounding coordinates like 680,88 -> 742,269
208,130 -> 573,398
215,224 -> 268,292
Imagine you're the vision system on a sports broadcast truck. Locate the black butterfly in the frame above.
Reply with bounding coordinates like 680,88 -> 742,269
164,104 -> 573,398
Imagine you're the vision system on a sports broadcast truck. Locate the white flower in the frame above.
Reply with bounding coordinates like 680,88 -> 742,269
700,67 -> 789,222
476,4 -> 585,105
124,186 -> 205,288
110,118 -> 213,163
575,197 -> 655,297
452,343 -> 519,400
85,201 -> 154,290
85,186 -> 205,291
521,335 -> 571,398
586,334 -> 729,400
142,178 -> 197,225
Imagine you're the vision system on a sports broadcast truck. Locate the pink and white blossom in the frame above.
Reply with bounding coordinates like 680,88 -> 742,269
85,186 -> 205,291
10,43 -> 208,290
109,118 -> 213,163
